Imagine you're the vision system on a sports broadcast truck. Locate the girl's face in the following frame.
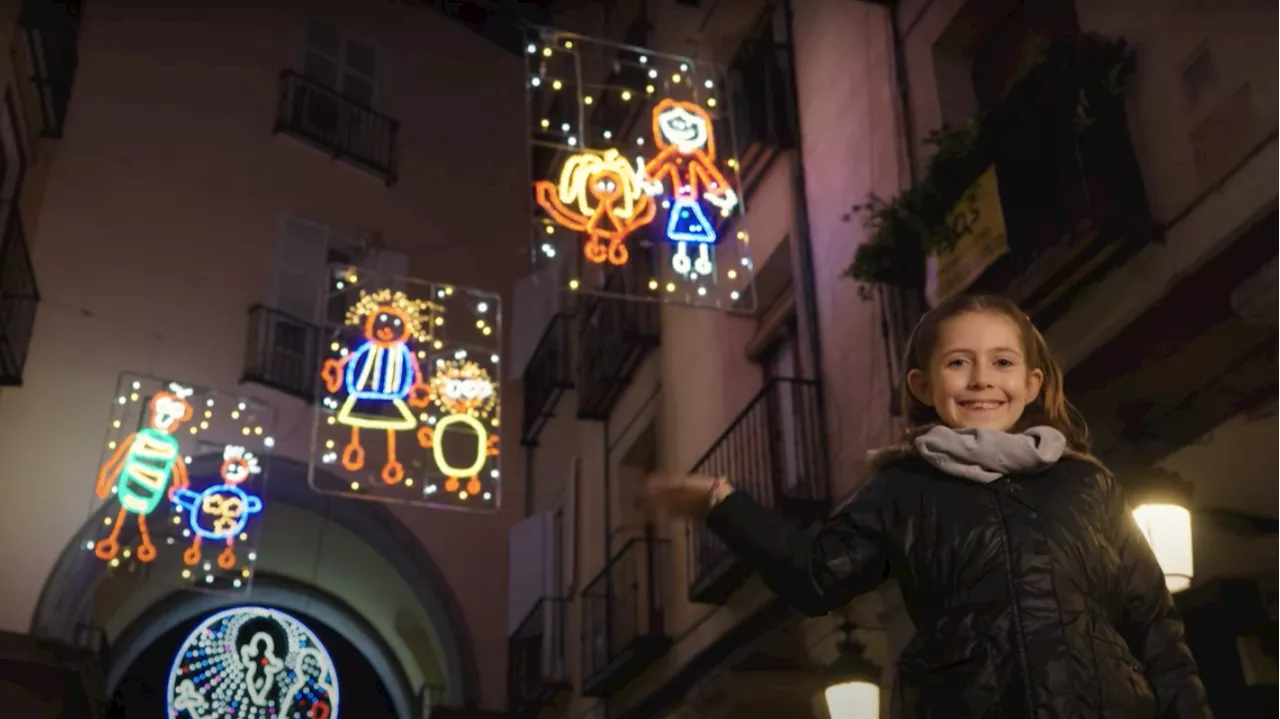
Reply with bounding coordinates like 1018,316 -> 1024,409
907,310 -> 1044,432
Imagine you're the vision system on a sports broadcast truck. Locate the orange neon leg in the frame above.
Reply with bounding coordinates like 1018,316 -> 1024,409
217,541 -> 237,570
341,425 -> 365,471
135,515 -> 156,563
183,535 -> 203,566
444,476 -> 460,493
381,430 -> 404,484
466,476 -> 481,495
94,507 -> 128,561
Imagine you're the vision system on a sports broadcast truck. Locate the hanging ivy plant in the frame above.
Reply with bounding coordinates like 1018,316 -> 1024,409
845,32 -> 1135,298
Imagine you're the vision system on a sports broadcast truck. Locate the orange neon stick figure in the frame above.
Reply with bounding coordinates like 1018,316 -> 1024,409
321,290 -> 439,485
94,384 -> 194,563
535,148 -> 657,266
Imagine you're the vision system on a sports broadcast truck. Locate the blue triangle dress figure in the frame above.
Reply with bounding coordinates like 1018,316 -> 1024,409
665,186 -> 716,276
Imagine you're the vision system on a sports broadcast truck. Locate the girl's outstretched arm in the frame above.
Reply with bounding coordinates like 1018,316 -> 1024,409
1106,473 -> 1214,718
703,475 -> 893,616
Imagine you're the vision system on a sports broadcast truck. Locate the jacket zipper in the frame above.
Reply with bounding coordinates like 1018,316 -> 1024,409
992,484 -> 1038,715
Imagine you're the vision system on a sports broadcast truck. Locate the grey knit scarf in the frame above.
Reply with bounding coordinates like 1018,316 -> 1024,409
913,425 -> 1067,483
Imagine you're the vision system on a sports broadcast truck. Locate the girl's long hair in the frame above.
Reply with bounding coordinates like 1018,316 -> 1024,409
868,294 -> 1097,469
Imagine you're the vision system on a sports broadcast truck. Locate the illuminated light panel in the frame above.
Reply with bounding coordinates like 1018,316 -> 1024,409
534,148 -> 656,267
166,606 -> 338,719
87,374 -> 274,593
524,29 -> 757,312
310,267 -> 502,511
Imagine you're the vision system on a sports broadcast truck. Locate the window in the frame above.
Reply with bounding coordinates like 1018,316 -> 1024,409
271,216 -> 407,327
759,324 -> 804,492
0,88 -> 29,210
304,20 -> 377,106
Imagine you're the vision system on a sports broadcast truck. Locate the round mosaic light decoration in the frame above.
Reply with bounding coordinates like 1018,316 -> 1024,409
166,606 -> 339,719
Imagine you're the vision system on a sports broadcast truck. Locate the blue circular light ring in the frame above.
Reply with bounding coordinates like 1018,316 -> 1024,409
166,605 -> 340,719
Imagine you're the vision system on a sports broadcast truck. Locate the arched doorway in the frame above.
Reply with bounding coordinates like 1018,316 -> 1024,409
30,456 -> 479,714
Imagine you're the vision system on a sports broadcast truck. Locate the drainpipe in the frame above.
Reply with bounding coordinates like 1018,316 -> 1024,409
778,0 -> 832,494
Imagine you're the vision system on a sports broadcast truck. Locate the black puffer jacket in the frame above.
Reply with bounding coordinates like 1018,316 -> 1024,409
706,456 -> 1212,719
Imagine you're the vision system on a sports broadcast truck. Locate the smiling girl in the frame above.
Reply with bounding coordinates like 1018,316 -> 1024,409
644,294 -> 1211,718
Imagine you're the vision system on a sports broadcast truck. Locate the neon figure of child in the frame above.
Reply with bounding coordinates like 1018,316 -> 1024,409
94,383 -> 194,563
645,295 -> 1211,719
173,444 -> 264,570
321,290 -> 439,486
639,98 -> 739,277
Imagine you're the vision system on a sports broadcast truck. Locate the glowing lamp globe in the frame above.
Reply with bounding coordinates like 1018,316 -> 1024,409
824,678 -> 880,719
1131,503 -> 1194,593
821,629 -> 881,719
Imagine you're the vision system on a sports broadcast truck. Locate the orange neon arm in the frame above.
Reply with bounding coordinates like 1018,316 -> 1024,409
643,148 -> 678,186
96,434 -> 134,498
692,152 -> 734,196
630,194 -> 657,228
172,459 -> 190,493
535,181 -> 589,231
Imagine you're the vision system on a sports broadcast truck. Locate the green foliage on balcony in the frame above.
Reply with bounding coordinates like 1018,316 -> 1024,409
845,32 -> 1135,299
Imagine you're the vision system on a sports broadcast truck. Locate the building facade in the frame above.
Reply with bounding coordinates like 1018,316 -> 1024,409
507,0 -> 1277,718
0,0 -> 547,716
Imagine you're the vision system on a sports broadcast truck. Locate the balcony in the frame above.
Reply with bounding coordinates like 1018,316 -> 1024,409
19,0 -> 82,138
728,9 -> 795,194
521,314 -> 574,446
0,206 -> 40,387
940,38 -> 1156,324
274,70 -> 400,187
580,537 -> 672,697
576,262 -> 660,421
507,597 -> 571,717
241,304 -> 320,402
686,378 -> 828,605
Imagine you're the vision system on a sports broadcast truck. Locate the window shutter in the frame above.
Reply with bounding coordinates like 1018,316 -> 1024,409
507,512 -> 549,636
273,216 -> 330,322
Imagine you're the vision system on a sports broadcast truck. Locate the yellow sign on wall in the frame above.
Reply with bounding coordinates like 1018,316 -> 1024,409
926,166 -> 1009,306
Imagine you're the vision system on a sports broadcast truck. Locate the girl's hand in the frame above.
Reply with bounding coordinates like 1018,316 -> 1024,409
638,474 -> 734,519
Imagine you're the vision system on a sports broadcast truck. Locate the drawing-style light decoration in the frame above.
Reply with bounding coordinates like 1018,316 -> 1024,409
320,289 -> 441,485
640,98 -> 738,277
167,606 -> 339,719
94,383 -> 194,563
417,357 -> 500,499
535,148 -> 657,266
88,375 -> 274,592
312,271 -> 503,511
173,445 -> 264,571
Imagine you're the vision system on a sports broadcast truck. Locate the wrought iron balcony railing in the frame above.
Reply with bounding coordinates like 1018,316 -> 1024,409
728,8 -> 795,193
576,260 -> 660,421
580,536 -> 672,697
0,205 -> 40,386
686,377 -> 828,604
949,41 -> 1156,325
241,304 -> 320,402
274,70 -> 400,187
521,314 -> 574,446
19,0 -> 83,138
508,597 -> 571,717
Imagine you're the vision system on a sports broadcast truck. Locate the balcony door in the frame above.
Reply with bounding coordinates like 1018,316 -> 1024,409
759,321 -> 803,494
301,20 -> 378,157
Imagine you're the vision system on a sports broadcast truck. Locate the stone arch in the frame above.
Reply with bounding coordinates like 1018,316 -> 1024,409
29,455 -> 479,708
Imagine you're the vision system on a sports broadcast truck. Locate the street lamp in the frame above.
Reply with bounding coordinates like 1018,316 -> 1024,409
1127,469 -> 1194,593
823,623 -> 881,719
